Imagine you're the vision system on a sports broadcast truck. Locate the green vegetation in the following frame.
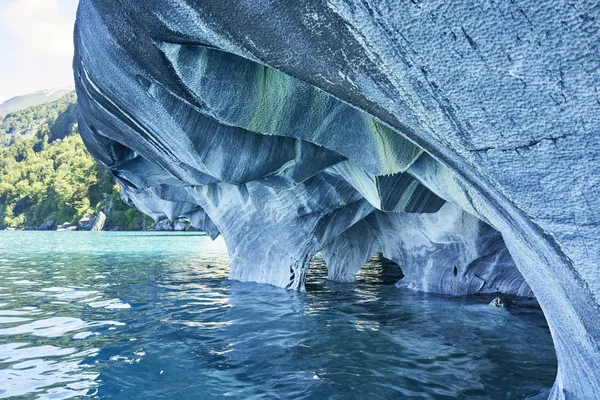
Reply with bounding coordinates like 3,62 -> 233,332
0,91 -> 76,146
0,92 -> 154,230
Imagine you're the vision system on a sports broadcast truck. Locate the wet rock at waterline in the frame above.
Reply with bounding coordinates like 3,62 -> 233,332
74,1 -> 600,398
490,296 -> 507,308
91,211 -> 106,231
38,219 -> 56,231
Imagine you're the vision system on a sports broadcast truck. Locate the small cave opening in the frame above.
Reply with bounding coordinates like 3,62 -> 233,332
304,253 -> 330,292
355,253 -> 404,285
304,252 -> 404,292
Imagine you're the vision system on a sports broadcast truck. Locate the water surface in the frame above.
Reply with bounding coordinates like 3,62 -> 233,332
0,231 -> 556,399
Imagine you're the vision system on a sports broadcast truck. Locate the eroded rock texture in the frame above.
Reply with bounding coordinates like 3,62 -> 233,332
74,1 -> 600,397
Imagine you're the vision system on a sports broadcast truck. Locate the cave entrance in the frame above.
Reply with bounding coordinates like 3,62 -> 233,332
304,252 -> 404,292
355,253 -> 404,285
304,253 -> 329,292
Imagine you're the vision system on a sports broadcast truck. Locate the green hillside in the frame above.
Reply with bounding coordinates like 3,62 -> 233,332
0,91 -> 77,147
0,92 -> 154,230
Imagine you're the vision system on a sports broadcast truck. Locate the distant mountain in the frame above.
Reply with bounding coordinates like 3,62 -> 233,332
0,87 -> 75,117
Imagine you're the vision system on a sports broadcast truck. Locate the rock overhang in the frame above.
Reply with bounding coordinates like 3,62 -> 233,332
74,1 -> 600,398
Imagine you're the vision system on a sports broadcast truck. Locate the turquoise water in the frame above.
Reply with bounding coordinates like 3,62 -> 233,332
0,232 -> 556,399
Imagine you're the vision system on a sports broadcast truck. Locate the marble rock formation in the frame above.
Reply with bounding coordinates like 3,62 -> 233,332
73,1 -> 599,398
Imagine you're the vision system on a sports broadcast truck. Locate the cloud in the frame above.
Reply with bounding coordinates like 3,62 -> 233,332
1,0 -> 73,56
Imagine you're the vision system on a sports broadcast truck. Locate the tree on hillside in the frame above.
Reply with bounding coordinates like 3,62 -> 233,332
0,92 -> 154,230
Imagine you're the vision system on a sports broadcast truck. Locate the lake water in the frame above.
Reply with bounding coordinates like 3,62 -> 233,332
0,231 -> 556,399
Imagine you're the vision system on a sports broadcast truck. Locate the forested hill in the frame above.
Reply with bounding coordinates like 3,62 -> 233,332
0,92 -> 156,230
0,91 -> 78,147
0,88 -> 74,117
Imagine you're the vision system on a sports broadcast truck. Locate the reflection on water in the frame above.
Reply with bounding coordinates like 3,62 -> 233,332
0,232 -> 556,399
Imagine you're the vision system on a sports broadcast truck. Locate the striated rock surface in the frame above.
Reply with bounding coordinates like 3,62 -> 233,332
73,1 -> 600,397
90,211 -> 106,231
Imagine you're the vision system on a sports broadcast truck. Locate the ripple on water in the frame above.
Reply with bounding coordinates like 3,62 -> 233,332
88,299 -> 131,309
0,356 -> 99,399
0,317 -> 125,338
41,287 -> 100,300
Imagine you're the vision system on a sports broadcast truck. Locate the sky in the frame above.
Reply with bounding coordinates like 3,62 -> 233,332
0,0 -> 79,103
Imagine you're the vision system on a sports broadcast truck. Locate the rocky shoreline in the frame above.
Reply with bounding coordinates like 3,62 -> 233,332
6,213 -> 196,232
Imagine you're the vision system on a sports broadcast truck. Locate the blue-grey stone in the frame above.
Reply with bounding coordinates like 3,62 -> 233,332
74,1 -> 600,397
